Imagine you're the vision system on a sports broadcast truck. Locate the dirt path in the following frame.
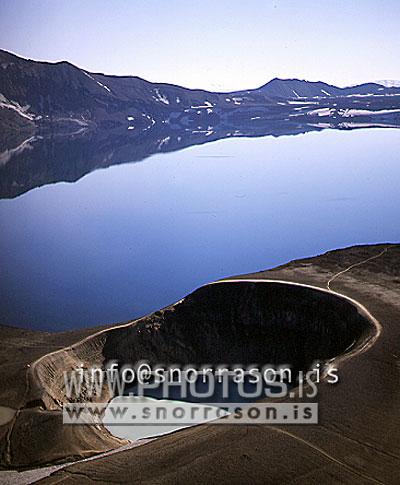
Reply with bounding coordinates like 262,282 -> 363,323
326,247 -> 390,291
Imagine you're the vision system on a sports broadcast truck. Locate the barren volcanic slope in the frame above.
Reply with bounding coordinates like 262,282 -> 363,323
0,243 -> 399,483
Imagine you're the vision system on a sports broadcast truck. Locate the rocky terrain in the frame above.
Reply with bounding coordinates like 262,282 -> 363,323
0,243 -> 399,483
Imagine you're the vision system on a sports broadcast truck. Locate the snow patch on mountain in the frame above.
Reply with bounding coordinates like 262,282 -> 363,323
339,108 -> 400,117
96,80 -> 111,93
153,88 -> 169,105
306,108 -> 335,117
232,97 -> 243,105
0,93 -> 38,120
190,101 -> 213,109
82,71 -> 111,93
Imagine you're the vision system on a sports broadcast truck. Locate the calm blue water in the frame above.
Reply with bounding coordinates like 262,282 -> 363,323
0,128 -> 399,330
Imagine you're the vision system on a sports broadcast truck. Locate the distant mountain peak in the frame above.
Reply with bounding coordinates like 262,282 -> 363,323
255,77 -> 397,98
376,80 -> 400,88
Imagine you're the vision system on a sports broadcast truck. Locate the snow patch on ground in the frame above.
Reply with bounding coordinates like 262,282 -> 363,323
96,80 -> 111,93
0,94 -> 37,120
158,136 -> 171,149
82,71 -> 95,81
153,88 -> 170,105
307,122 -> 333,129
339,108 -> 400,117
191,129 -> 214,136
141,113 -> 156,131
306,108 -> 335,117
82,71 -> 111,93
191,101 -> 213,109
345,93 -> 375,98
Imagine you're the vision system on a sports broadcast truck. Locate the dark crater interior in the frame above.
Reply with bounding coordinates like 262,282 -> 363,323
102,281 -> 374,377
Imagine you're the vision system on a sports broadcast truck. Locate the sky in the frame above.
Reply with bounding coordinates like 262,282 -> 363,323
0,0 -> 399,91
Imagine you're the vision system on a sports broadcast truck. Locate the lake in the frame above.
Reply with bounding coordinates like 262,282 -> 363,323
0,127 -> 399,330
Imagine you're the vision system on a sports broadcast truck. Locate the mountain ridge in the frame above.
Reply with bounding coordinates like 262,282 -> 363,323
1,48 -> 397,95
1,48 -> 400,139
2,48 -> 400,96
256,77 -> 390,98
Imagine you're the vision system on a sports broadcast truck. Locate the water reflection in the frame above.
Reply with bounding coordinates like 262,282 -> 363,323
0,122 -> 322,199
0,127 -> 398,330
